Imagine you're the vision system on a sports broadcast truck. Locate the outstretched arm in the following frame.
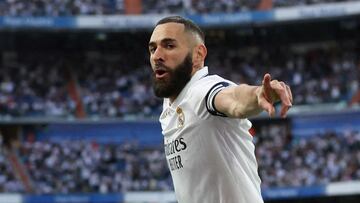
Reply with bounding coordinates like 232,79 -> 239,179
214,74 -> 293,118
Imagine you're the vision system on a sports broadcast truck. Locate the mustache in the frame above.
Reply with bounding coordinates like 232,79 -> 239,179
154,63 -> 170,71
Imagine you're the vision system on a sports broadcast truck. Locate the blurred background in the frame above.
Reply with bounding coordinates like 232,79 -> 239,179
0,0 -> 359,203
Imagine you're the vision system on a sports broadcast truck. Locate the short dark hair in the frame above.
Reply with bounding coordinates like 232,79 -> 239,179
156,16 -> 205,43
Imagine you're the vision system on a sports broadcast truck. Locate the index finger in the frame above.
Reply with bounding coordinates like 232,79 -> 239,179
262,73 -> 272,102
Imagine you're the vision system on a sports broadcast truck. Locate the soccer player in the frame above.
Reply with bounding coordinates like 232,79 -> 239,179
148,16 -> 292,203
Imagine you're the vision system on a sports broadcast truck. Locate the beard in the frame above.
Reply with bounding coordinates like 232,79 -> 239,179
152,54 -> 193,99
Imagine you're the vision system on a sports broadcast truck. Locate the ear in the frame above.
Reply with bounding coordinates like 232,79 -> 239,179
192,44 -> 207,68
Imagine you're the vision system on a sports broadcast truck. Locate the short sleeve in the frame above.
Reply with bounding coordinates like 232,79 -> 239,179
205,82 -> 230,117
188,75 -> 235,119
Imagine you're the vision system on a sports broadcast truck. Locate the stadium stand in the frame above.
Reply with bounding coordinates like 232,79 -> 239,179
0,0 -> 360,202
18,140 -> 172,193
0,39 -> 359,118
0,125 -> 358,194
0,0 -> 359,16
256,126 -> 360,188
0,145 -> 24,192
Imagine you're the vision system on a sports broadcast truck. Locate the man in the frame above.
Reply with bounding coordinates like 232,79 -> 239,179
148,16 -> 292,203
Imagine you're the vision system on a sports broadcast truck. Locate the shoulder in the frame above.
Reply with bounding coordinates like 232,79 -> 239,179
191,74 -> 236,93
185,74 -> 236,107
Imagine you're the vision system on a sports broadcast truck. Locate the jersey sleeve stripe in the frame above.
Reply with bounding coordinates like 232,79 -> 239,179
205,82 -> 230,117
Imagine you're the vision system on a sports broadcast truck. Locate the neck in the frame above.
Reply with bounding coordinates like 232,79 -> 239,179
169,94 -> 178,104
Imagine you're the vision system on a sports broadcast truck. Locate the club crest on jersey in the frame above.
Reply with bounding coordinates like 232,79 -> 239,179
176,107 -> 185,128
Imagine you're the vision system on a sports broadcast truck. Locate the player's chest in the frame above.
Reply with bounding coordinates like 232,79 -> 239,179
160,104 -> 197,136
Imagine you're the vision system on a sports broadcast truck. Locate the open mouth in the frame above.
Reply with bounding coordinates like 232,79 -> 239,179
155,69 -> 169,79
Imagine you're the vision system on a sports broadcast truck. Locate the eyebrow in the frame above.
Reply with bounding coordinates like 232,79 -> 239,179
148,38 -> 177,48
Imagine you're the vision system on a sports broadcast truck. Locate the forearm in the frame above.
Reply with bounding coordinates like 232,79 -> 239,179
214,84 -> 263,118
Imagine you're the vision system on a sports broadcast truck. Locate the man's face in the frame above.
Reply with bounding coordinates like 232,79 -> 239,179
151,53 -> 193,98
148,23 -> 194,98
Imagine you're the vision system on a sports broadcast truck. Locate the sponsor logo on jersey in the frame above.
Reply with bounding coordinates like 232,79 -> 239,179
164,137 -> 187,171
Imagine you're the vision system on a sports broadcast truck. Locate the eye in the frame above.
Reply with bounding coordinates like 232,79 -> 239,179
149,46 -> 156,54
165,43 -> 174,49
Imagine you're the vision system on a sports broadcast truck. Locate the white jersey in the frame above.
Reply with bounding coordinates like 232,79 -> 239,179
159,67 -> 264,203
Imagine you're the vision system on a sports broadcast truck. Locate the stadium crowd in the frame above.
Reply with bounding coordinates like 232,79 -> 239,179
255,126 -> 360,188
0,41 -> 359,119
0,0 -> 358,16
0,51 -> 162,119
0,0 -> 359,198
0,134 -> 25,192
0,152 -> 24,192
0,127 -> 359,193
272,0 -> 359,8
18,140 -> 172,193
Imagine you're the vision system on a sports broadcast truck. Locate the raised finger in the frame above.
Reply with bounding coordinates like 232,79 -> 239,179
262,73 -> 272,101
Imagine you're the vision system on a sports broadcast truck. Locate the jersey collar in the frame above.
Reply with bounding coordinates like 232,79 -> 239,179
190,66 -> 209,83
